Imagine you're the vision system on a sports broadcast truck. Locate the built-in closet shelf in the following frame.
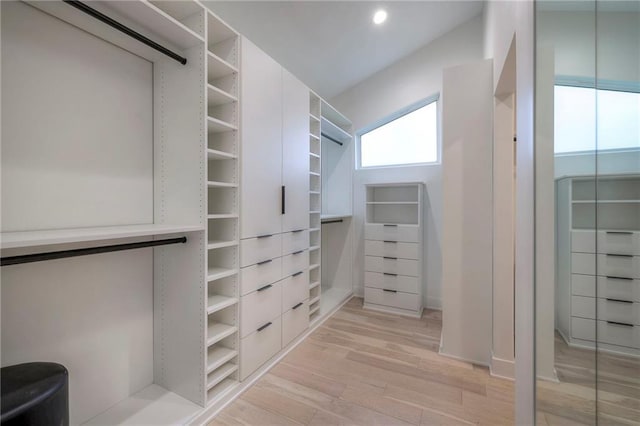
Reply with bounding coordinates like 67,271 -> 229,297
309,281 -> 320,290
366,202 -> 419,205
309,113 -> 320,122
207,240 -> 237,250
309,153 -> 320,159
148,0 -> 203,23
207,117 -> 237,133
207,52 -> 238,80
206,363 -> 238,390
309,295 -> 321,305
572,200 -> 640,204
309,245 -> 320,251
0,224 -> 203,250
207,347 -> 238,374
310,263 -> 320,270
207,181 -> 237,188
309,172 -> 320,177
207,149 -> 237,160
207,267 -> 237,282
309,228 -> 320,232
207,295 -> 238,314
309,304 -> 320,316
207,84 -> 237,107
320,117 -> 352,143
207,11 -> 237,46
310,211 -> 321,214
208,214 -> 238,220
310,134 -> 320,141
320,214 -> 352,221
207,323 -> 238,347
309,191 -> 320,195
207,378 -> 236,402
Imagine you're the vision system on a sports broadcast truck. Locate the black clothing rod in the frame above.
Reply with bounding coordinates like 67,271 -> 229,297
321,219 -> 343,225
63,0 -> 188,65
321,132 -> 344,146
1,237 -> 187,266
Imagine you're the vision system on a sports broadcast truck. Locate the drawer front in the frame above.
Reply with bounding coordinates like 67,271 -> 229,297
364,256 -> 419,277
571,295 -> 595,319
240,234 -> 282,267
282,250 -> 309,277
240,257 -> 282,296
365,287 -> 421,312
364,240 -> 419,260
597,254 -> 640,279
572,230 -> 596,253
572,317 -> 596,341
597,231 -> 640,256
282,230 -> 309,256
240,317 -> 282,380
597,276 -> 640,302
282,300 -> 309,347
364,224 -> 419,243
572,274 -> 596,297
240,281 -> 282,338
282,270 -> 309,312
597,298 -> 639,326
571,253 -> 596,275
364,271 -> 419,294
572,317 -> 639,348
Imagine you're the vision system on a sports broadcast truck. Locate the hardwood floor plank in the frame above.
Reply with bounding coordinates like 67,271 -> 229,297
340,385 -> 423,425
242,382 -> 318,424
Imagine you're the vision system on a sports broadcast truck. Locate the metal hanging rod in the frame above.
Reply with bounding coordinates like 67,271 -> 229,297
63,0 -> 188,65
321,219 -> 343,225
321,133 -> 344,146
1,237 -> 187,266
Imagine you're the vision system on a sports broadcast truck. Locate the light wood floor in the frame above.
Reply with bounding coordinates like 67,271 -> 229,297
209,297 -> 514,426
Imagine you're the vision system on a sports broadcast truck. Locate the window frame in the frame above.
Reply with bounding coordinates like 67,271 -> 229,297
356,94 -> 441,170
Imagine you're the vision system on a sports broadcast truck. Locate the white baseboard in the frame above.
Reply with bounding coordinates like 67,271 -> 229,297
490,355 -> 515,380
438,346 -> 490,368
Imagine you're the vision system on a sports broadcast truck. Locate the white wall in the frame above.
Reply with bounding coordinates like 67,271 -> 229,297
483,1 -> 536,424
331,15 -> 484,308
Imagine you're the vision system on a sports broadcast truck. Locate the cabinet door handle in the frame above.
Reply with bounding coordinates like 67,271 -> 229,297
257,284 -> 272,292
292,271 -> 304,277
292,229 -> 304,233
257,322 -> 272,332
383,224 -> 397,227
606,275 -> 633,281
292,302 -> 304,310
606,298 -> 633,304
606,231 -> 633,235
257,234 -> 273,239
292,250 -> 304,255
607,321 -> 634,327
383,256 -> 397,260
383,240 -> 397,244
282,186 -> 286,215
383,289 -> 397,293
256,259 -> 272,266
606,253 -> 633,258
383,273 -> 398,276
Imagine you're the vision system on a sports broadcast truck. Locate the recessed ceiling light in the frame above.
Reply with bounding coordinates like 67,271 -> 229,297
373,9 -> 387,25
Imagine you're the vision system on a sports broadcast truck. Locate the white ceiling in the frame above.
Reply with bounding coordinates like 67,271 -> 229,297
203,1 -> 484,99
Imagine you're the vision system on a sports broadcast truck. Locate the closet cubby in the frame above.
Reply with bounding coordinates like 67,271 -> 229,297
207,187 -> 237,216
148,0 -> 205,38
207,275 -> 239,313
310,135 -> 321,155
207,12 -> 238,67
207,305 -> 238,346
208,130 -> 238,157
308,91 -> 323,322
207,218 -> 238,247
207,158 -> 237,185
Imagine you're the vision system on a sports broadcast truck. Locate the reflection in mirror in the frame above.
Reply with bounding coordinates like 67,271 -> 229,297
536,1 -> 640,425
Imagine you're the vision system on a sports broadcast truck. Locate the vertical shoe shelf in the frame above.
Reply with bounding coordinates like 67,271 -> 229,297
309,92 -> 322,322
205,10 -> 241,404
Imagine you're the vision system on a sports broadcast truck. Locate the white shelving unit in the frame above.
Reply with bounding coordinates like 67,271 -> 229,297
309,92 -> 322,323
205,9 -> 241,405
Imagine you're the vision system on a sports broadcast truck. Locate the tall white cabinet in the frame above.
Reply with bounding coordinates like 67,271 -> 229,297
239,38 -> 310,380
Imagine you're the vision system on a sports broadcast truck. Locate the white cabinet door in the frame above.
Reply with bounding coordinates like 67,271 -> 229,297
281,70 -> 309,233
240,38 -> 283,239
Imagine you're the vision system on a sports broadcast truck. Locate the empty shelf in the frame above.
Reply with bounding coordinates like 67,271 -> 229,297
309,281 -> 320,290
207,84 -> 237,107
309,113 -> 320,122
309,264 -> 320,270
207,240 -> 237,250
207,347 -> 238,374
207,51 -> 237,80
207,148 -> 237,160
208,214 -> 238,220
320,214 -> 352,221
366,202 -> 419,205
321,117 -> 352,144
207,323 -> 237,347
207,295 -> 238,314
207,378 -> 237,403
207,363 -> 238,390
207,117 -> 237,133
309,153 -> 320,159
309,245 -> 320,251
309,295 -> 321,305
309,172 -> 320,177
309,228 -> 320,232
310,134 -> 320,141
207,267 -> 237,282
309,304 -> 320,316
309,191 -> 320,195
207,181 -> 237,188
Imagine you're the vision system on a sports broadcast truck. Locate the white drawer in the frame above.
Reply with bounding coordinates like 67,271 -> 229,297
240,257 -> 282,296
364,271 -> 419,294
364,224 -> 419,243
240,234 -> 282,267
364,240 -> 419,260
572,317 -> 640,349
282,300 -> 309,347
282,250 -> 308,276
572,274 -> 596,297
571,317 -> 596,341
597,254 -> 640,279
364,256 -> 419,277
597,276 -> 640,302
597,298 -> 639,326
571,295 -> 595,319
571,253 -> 596,275
364,287 -> 421,312
282,270 -> 309,312
571,230 -> 596,253
240,316 -> 282,380
240,281 -> 282,338
282,230 -> 309,255
597,231 -> 640,256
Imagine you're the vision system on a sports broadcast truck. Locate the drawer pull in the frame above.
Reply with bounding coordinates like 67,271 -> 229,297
383,256 -> 397,260
256,259 -> 273,266
606,298 -> 633,304
257,322 -> 272,332
257,234 -> 273,239
383,273 -> 398,276
292,250 -> 304,255
257,284 -> 272,292
607,321 -> 634,327
383,240 -> 397,244
606,231 -> 633,235
383,289 -> 397,293
383,224 -> 398,227
292,229 -> 305,233
292,271 -> 304,277
606,275 -> 633,281
292,302 -> 304,310
606,253 -> 633,258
